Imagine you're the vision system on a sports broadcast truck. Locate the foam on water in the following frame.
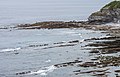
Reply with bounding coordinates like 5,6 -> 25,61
30,65 -> 56,76
45,60 -> 51,63
106,23 -> 120,26
99,35 -> 111,38
79,39 -> 85,43
1,47 -> 21,52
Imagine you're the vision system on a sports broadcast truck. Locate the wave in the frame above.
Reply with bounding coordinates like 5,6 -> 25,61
45,60 -> 51,63
1,47 -> 21,52
106,23 -> 120,26
30,65 -> 56,76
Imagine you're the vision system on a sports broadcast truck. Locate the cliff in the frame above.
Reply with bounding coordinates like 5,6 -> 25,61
88,1 -> 120,24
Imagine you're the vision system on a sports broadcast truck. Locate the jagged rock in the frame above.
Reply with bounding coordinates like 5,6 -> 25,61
88,1 -> 120,24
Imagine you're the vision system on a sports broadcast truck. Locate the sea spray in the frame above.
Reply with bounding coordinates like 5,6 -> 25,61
1,47 -> 21,52
30,65 -> 57,76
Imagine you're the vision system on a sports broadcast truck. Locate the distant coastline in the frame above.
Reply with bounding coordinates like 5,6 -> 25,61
0,0 -> 111,27
16,1 -> 120,30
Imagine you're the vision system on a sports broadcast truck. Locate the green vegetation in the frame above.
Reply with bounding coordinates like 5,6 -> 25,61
101,0 -> 120,10
91,11 -> 107,16
91,0 -> 120,16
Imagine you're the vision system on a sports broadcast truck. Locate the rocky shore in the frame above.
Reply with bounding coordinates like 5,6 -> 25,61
15,26 -> 120,77
88,0 -> 120,24
16,1 -> 120,30
13,1 -> 120,77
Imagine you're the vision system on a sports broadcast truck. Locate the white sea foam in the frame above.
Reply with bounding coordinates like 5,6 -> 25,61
30,65 -> 56,76
80,39 -> 84,43
45,60 -> 51,63
99,35 -> 111,38
1,47 -> 21,52
106,23 -> 120,26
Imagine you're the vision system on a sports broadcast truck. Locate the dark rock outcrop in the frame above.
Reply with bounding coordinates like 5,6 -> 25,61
88,1 -> 120,24
17,21 -> 82,29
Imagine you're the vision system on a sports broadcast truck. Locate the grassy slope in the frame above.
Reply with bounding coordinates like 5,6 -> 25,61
91,1 -> 120,16
102,1 -> 120,10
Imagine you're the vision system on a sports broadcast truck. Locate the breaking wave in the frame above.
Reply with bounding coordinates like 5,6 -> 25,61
30,65 -> 56,76
1,47 -> 21,52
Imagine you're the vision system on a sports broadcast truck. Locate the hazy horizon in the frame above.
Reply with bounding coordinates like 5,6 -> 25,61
0,0 -> 111,25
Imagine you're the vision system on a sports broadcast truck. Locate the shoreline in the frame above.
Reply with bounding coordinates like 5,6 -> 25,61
1,0 -> 120,77
16,20 -> 120,32
1,20 -> 120,77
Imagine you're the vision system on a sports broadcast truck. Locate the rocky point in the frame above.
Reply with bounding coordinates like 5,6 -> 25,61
88,0 -> 120,24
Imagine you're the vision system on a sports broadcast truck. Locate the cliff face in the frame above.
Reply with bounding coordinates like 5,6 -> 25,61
88,1 -> 120,24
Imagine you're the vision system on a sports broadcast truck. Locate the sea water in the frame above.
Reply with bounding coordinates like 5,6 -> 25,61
0,0 -> 112,77
0,0 -> 110,26
0,29 -> 107,77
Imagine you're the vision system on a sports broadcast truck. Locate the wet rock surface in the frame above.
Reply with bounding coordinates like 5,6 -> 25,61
14,25 -> 120,77
2,7 -> 120,76
5,24 -> 120,77
17,21 -> 82,29
2,1 -> 120,77
16,71 -> 31,75
86,36 -> 120,54
75,27 -> 120,77
28,39 -> 81,49
16,20 -> 120,33
54,60 -> 82,68
74,68 -> 110,76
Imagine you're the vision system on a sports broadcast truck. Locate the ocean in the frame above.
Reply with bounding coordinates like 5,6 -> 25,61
0,0 -> 110,26
0,0 -> 115,77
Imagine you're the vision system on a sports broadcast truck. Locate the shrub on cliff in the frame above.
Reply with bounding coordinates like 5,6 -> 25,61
101,1 -> 120,10
88,0 -> 120,24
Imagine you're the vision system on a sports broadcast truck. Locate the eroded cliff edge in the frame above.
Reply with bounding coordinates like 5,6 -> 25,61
88,1 -> 120,24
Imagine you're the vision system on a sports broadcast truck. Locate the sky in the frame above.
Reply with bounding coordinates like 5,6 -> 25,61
0,0 -> 111,25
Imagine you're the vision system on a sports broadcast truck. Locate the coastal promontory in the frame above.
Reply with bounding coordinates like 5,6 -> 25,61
17,0 -> 120,29
88,0 -> 120,24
